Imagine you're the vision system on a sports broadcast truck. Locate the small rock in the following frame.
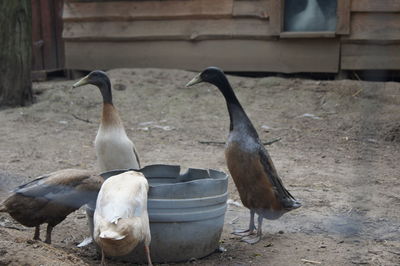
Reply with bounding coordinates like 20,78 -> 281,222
278,230 -> 284,234
139,121 -> 155,126
261,125 -> 272,131
300,113 -> 322,120
217,246 -> 227,253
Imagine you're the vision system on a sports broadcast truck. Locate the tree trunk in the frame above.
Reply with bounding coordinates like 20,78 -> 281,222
0,0 -> 33,107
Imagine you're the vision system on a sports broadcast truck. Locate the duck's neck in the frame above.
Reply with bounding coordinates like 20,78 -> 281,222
98,79 -> 113,104
217,81 -> 257,135
101,103 -> 123,128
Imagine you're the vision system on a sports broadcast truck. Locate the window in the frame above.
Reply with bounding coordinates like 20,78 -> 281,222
284,0 -> 337,32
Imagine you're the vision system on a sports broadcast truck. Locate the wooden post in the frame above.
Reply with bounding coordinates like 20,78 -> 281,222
0,0 -> 33,106
269,0 -> 283,35
336,0 -> 351,35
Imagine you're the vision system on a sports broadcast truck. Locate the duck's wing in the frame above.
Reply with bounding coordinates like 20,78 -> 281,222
99,178 -> 147,224
13,174 -> 52,195
14,169 -> 102,207
258,147 -> 301,210
102,199 -> 144,224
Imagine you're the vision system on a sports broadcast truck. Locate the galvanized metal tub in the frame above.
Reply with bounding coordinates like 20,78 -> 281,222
86,164 -> 228,263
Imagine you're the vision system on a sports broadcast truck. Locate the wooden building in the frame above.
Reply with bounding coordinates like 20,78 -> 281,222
32,0 -> 64,75
62,0 -> 400,74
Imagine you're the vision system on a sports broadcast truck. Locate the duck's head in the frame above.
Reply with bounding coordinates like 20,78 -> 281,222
73,70 -> 112,103
185,67 -> 227,88
73,70 -> 110,88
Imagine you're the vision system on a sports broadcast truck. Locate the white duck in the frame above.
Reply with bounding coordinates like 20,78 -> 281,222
93,171 -> 152,265
73,70 -> 140,172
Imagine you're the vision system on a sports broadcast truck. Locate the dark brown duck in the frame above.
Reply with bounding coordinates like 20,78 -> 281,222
186,67 -> 301,244
0,169 -> 103,244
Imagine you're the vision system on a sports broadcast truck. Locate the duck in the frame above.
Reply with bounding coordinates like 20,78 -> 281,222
0,169 -> 103,244
93,170 -> 152,266
186,67 -> 301,244
73,70 -> 140,172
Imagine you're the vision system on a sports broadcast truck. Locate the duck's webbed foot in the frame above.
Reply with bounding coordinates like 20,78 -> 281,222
233,228 -> 256,236
232,209 -> 256,236
241,214 -> 263,245
241,234 -> 261,244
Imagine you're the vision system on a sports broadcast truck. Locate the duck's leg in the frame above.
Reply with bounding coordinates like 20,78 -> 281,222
233,209 -> 256,236
100,249 -> 107,266
44,224 -> 53,244
241,214 -> 263,244
33,225 -> 41,241
144,245 -> 153,266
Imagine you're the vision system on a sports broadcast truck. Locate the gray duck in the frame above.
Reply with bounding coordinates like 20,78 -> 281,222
0,169 -> 103,244
186,67 -> 301,244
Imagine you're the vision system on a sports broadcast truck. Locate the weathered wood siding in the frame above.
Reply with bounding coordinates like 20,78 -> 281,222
32,0 -> 64,71
63,0 -> 339,73
341,0 -> 400,70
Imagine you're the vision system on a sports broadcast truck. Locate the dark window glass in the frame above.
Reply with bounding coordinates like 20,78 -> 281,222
284,0 -> 337,32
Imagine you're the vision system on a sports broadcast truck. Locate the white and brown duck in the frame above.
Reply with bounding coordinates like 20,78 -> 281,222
73,71 -> 140,172
186,67 -> 301,244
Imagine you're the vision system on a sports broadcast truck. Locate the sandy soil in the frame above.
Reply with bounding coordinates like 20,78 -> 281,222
0,68 -> 399,266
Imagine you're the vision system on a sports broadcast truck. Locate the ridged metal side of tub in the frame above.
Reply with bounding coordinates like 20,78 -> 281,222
87,164 -> 228,263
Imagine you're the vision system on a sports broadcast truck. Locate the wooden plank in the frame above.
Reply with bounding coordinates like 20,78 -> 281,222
54,0 -> 65,69
233,0 -> 269,19
351,0 -> 400,12
63,19 -> 274,41
280,31 -> 336,38
65,39 -> 339,73
268,0 -> 282,35
344,13 -> 400,41
40,0 -> 58,69
336,0 -> 350,35
342,43 -> 400,70
63,0 -> 234,22
31,0 -> 44,70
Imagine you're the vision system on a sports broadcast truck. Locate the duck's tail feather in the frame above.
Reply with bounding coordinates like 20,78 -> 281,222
99,230 -> 126,240
283,197 -> 302,210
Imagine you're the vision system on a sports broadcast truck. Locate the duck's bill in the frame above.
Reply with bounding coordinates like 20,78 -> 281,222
72,76 -> 90,88
185,73 -> 203,87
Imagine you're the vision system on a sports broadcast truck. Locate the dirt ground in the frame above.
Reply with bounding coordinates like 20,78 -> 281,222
0,68 -> 399,266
